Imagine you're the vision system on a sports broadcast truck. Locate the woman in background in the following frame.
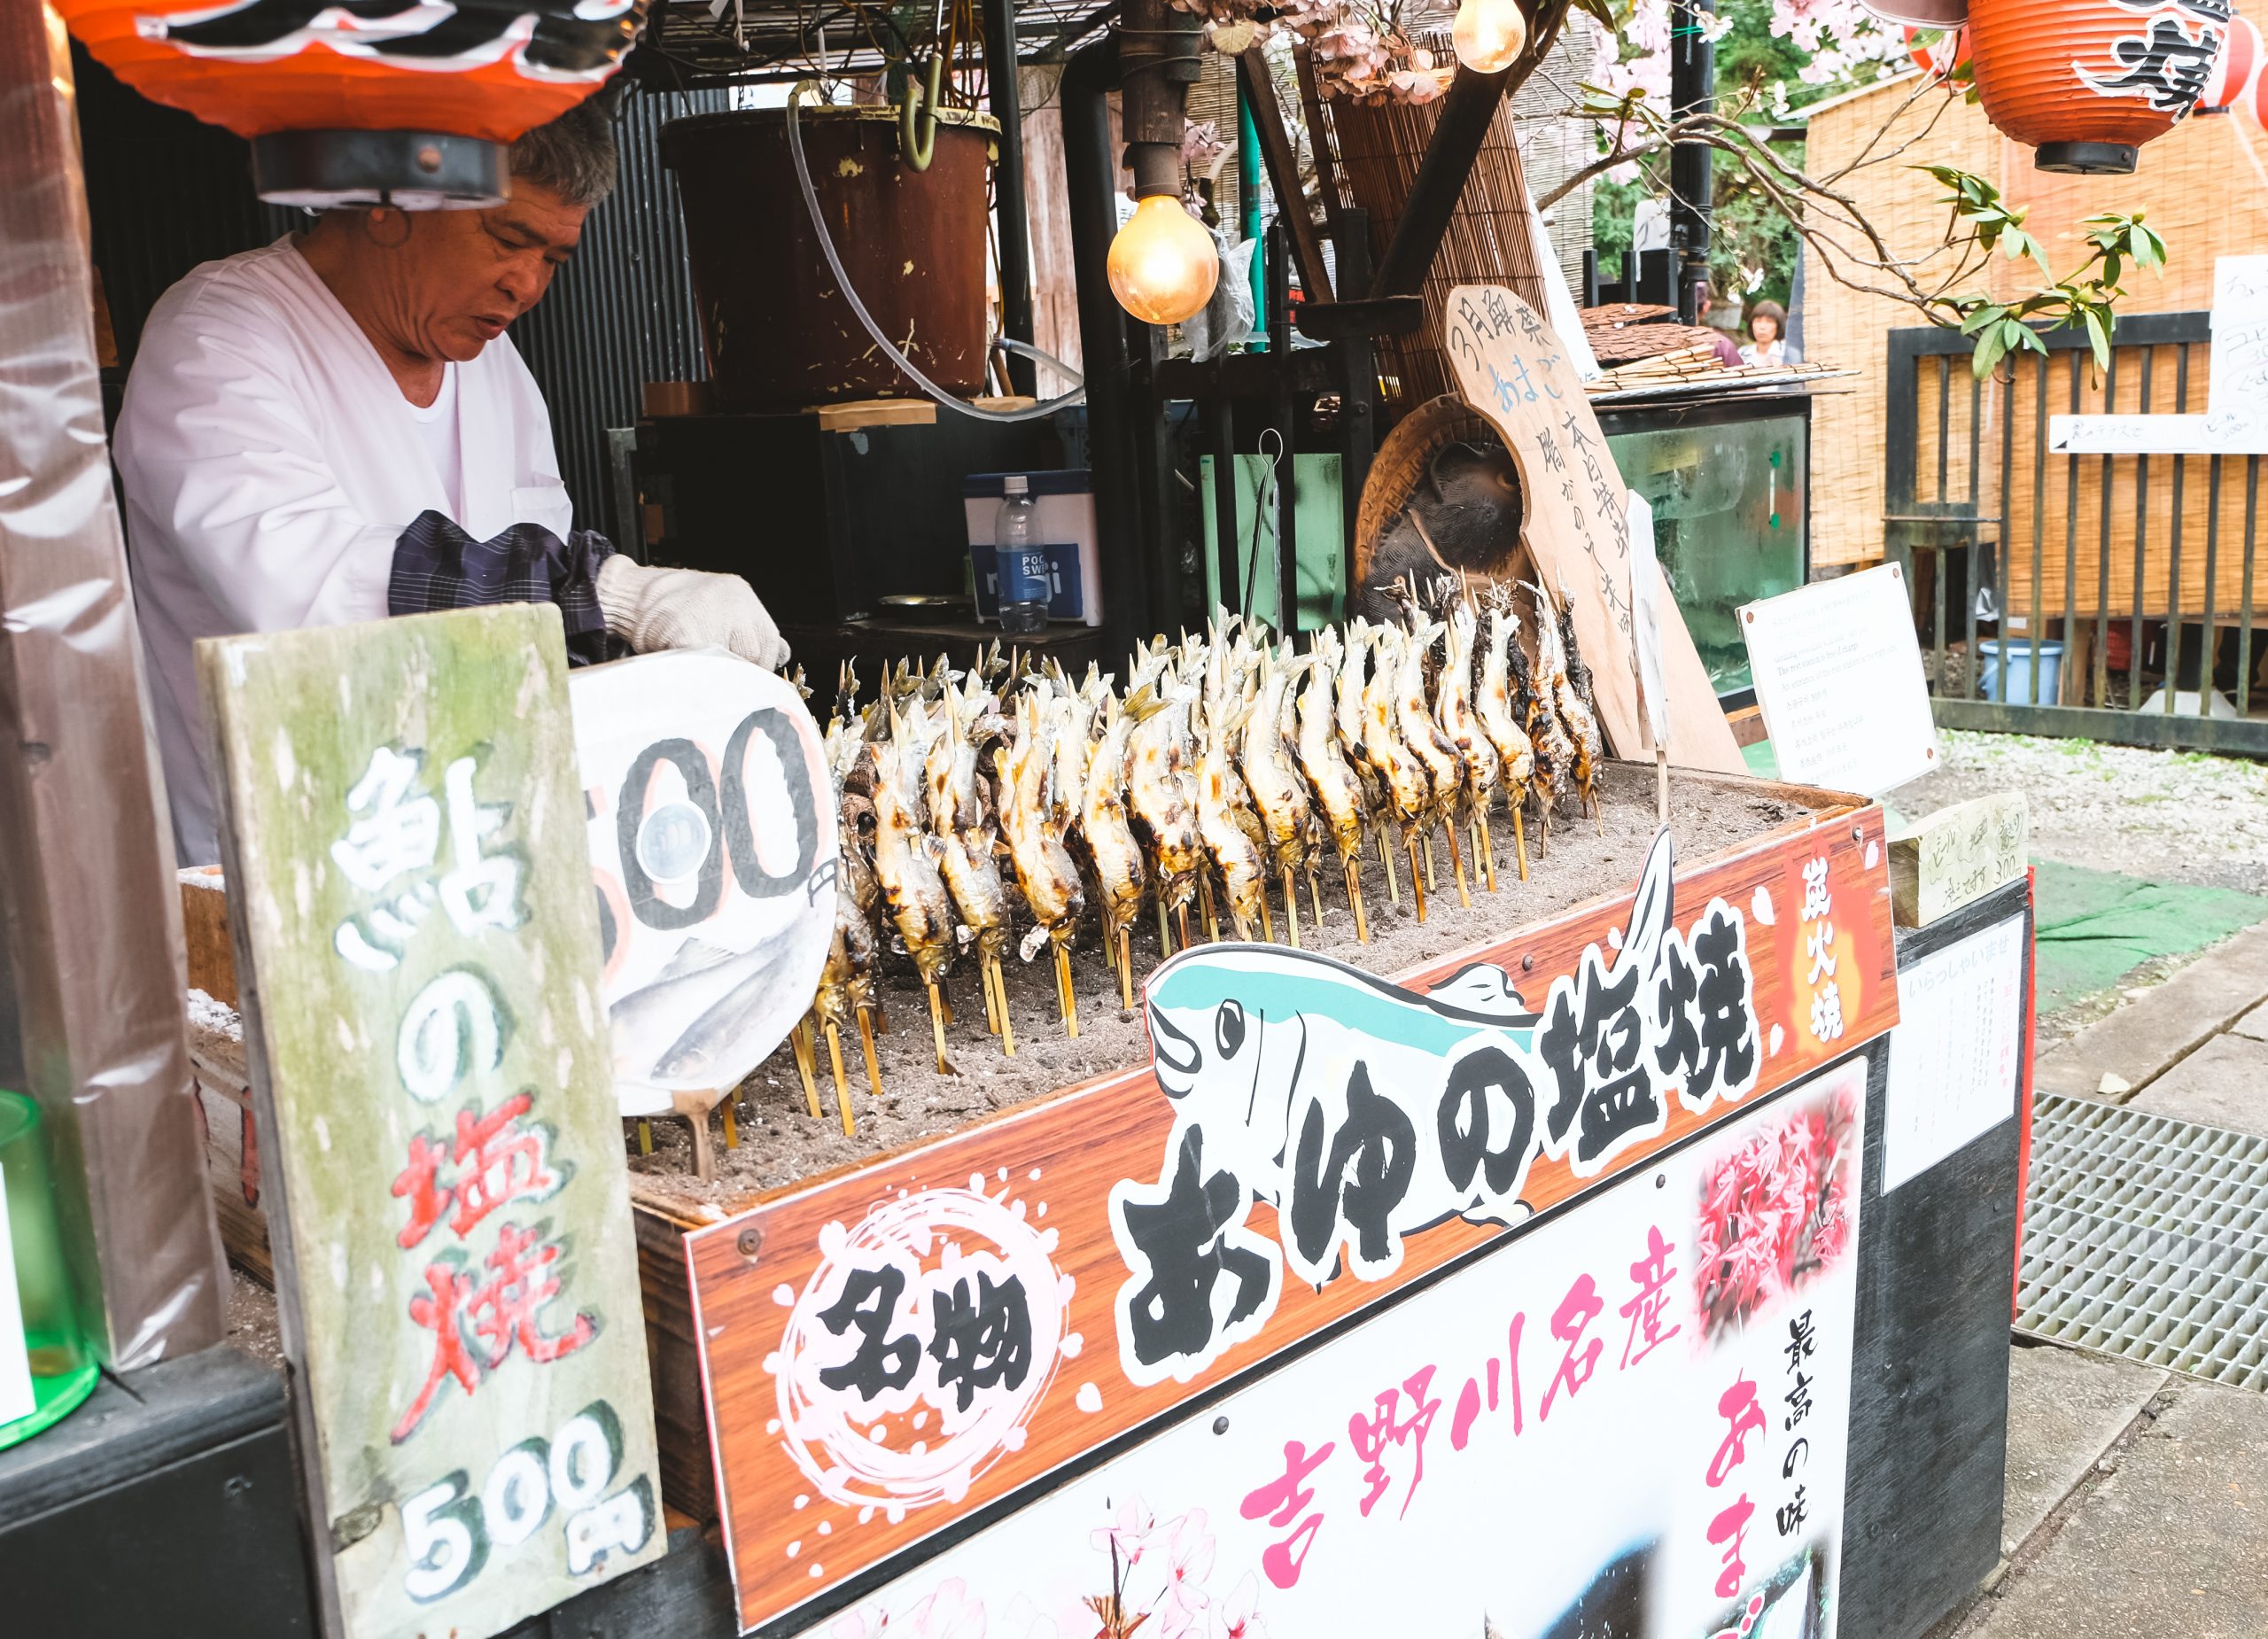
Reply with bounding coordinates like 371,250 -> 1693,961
1741,299 -> 1796,367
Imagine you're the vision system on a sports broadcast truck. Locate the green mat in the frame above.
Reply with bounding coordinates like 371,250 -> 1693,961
2031,858 -> 2268,1017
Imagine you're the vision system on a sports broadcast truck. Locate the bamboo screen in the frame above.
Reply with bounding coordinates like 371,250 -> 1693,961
1802,74 -> 2268,568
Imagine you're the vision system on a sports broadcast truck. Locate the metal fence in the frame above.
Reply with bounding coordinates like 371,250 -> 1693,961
1885,313 -> 2265,755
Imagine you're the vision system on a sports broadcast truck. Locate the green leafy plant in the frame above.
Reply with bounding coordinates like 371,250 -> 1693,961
1922,166 -> 2167,380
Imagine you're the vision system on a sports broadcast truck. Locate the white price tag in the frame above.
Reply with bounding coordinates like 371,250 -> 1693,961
0,1164 -> 36,1426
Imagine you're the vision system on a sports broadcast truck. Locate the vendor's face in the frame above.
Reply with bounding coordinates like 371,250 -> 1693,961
404,181 -> 587,361
1753,314 -> 1781,345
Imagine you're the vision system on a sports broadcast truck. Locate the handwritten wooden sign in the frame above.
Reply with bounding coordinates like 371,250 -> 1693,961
570,652 -> 837,1117
199,605 -> 664,1639
1441,284 -> 1746,776
688,807 -> 1899,1634
1889,791 -> 2028,928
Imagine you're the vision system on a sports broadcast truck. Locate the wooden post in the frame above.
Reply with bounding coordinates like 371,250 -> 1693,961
0,6 -> 223,1365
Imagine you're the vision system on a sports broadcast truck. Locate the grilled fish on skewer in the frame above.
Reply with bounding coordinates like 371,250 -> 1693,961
998,696 -> 1088,1034
1081,694 -> 1148,1008
1526,582 -> 1592,824
1298,631 -> 1371,940
1126,685 -> 1202,943
1438,598 -> 1501,892
1194,692 -> 1268,940
873,706 -> 959,1073
1476,593 -> 1537,881
1552,578 -> 1607,822
1243,645 -> 1317,944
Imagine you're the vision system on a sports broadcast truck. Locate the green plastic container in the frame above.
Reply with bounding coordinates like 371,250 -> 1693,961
0,1091 -> 98,1449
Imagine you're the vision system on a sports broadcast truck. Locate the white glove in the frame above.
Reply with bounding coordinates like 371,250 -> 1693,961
595,556 -> 789,671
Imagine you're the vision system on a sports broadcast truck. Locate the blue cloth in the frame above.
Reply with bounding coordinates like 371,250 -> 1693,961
389,510 -> 630,666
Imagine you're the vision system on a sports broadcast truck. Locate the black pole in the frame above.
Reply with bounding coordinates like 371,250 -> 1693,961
983,0 -> 1037,395
1368,64 -> 1511,299
1062,39 -> 1149,650
1269,218 -> 1298,640
1669,0 -> 1715,325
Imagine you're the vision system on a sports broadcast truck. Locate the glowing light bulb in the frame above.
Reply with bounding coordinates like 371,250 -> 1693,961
1107,195 -> 1220,326
1451,0 -> 1528,73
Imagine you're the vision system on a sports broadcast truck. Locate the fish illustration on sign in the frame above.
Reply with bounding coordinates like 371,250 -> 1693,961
1112,828 -> 1761,1387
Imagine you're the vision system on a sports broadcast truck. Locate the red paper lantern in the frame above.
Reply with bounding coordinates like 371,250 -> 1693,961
1967,0 -> 2227,174
2201,12 -> 2262,110
53,0 -> 643,206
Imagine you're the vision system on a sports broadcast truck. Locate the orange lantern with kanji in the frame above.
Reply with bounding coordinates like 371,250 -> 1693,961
1967,0 -> 2228,174
51,0 -> 644,206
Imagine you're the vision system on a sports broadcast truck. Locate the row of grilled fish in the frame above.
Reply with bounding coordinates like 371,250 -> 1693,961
803,574 -> 1606,1048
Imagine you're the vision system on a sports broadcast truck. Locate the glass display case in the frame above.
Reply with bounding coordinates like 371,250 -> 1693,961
1600,396 -> 1811,698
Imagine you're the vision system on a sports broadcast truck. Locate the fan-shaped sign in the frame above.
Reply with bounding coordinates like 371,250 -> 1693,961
571,651 -> 837,1118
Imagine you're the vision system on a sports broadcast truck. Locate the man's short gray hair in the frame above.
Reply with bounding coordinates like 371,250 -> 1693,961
509,104 -> 617,208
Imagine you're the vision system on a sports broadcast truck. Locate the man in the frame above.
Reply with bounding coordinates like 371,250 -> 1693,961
117,105 -> 781,866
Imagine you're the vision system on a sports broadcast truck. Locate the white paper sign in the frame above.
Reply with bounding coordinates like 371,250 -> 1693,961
801,1060 -> 1870,1639
0,1161 -> 41,1426
2049,253 -> 2268,454
1628,493 -> 1670,750
1739,563 -> 1939,796
1883,914 -> 2027,1192
571,650 -> 838,1115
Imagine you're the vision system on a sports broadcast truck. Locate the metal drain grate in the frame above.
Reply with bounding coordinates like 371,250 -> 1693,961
2016,1093 -> 2268,1390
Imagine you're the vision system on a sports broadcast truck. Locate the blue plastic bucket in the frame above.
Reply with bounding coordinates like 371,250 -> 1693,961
1977,639 -> 2063,705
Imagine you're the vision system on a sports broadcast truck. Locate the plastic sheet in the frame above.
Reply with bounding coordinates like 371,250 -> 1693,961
0,5 -> 226,1366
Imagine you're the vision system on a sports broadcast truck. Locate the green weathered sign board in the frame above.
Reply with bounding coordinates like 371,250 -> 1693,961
198,606 -> 664,1639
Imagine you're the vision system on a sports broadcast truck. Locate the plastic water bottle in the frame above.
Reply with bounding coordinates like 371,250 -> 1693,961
995,475 -> 1048,634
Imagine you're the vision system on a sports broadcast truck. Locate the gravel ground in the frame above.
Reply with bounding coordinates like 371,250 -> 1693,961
1889,730 -> 2268,897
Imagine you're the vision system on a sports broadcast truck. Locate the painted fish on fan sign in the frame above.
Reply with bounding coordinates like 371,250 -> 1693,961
1110,828 -> 1762,1387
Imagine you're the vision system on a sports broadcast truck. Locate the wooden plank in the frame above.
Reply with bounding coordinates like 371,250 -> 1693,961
1238,49 -> 1334,303
198,605 -> 665,1639
812,400 -> 938,432
1888,792 -> 2028,929
690,807 -> 1899,1633
181,866 -> 237,1007
1441,284 -> 1749,774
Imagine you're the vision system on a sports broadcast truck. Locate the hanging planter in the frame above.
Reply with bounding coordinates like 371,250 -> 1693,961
1966,0 -> 2228,174
51,0 -> 644,207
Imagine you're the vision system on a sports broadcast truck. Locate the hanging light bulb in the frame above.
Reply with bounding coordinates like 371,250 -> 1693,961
1451,0 -> 1528,73
1107,194 -> 1220,326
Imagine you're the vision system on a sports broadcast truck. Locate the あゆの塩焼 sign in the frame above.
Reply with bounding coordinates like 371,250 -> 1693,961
199,604 -> 663,1639
689,812 -> 1899,1635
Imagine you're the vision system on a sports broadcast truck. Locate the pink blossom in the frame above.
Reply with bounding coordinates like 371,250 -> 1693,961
1090,1499 -> 1155,1568
911,1581 -> 987,1639
1161,1509 -> 1217,1620
1211,1573 -> 1269,1639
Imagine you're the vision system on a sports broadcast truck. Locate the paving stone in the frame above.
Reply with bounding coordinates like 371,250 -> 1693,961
2035,923 -> 2268,1099
1967,1380 -> 2268,1639
1997,1342 -> 2168,1555
2233,999 -> 2268,1043
2124,1035 -> 2268,1139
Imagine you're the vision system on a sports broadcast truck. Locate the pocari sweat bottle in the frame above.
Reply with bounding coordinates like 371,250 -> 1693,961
995,475 -> 1048,634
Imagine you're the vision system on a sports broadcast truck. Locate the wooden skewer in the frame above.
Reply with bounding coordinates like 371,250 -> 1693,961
1177,903 -> 1192,952
1200,872 -> 1220,944
1157,897 -> 1173,954
1379,827 -> 1401,906
791,1018 -> 822,1119
856,1006 -> 885,1102
1118,926 -> 1135,1013
1307,870 -> 1324,928
721,1095 -> 739,1150
1405,832 -> 1428,922
982,960 -> 1001,1035
1477,816 -> 1498,895
823,1021 -> 855,1138
1513,803 -> 1529,881
1281,866 -> 1301,949
1346,858 -> 1371,944
925,981 -> 956,1076
1444,823 -> 1472,909
1423,835 -> 1438,894
636,1119 -> 653,1155
989,959 -> 1017,1057
1054,943 -> 1080,1037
